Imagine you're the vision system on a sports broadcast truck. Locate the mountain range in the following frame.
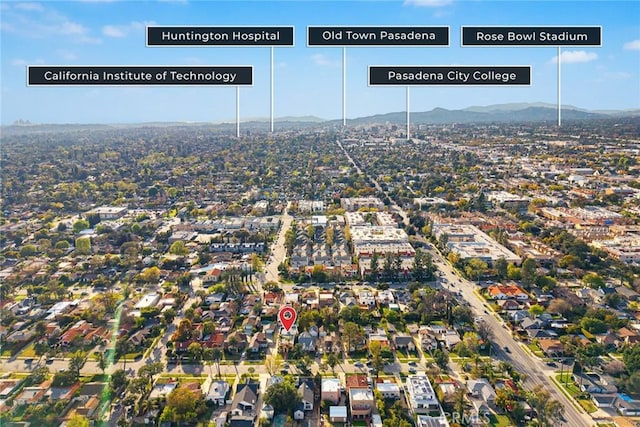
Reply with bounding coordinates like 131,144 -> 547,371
5,103 -> 639,133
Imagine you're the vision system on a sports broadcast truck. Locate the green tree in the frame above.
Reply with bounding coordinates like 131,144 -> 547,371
169,240 -> 189,255
527,385 -> 565,427
369,252 -> 380,280
110,369 -> 128,391
433,349 -> 449,370
582,272 -> 605,289
20,244 -> 38,257
521,258 -> 537,286
342,321 -> 361,353
66,414 -> 90,427
528,304 -> 545,317
68,350 -> 86,378
75,237 -> 91,255
161,386 -> 205,422
96,352 -> 107,375
326,352 -> 339,374
465,258 -> 488,282
264,377 -> 302,416
140,266 -> 161,283
73,219 -> 90,234
507,264 -> 521,280
623,343 -> 640,373
265,354 -> 283,375
452,305 -> 473,325
494,257 -> 508,280
369,341 -> 385,377
187,342 -> 203,361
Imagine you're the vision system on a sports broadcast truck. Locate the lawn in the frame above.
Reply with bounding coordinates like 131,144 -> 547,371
578,399 -> 598,414
555,374 -> 582,397
488,414 -> 512,427
19,343 -> 37,358
525,342 -> 544,357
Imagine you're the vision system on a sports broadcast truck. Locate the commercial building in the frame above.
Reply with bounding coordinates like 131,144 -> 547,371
432,223 -> 520,265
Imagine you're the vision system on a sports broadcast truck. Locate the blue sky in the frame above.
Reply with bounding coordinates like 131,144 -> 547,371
1,0 -> 639,124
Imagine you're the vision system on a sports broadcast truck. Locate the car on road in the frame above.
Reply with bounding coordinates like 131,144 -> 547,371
408,368 -> 416,374
408,361 -> 417,367
546,361 -> 557,367
503,346 -> 511,353
354,362 -> 364,368
46,358 -> 54,364
24,358 -> 33,364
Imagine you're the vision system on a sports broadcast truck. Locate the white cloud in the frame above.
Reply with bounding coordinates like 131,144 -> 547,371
102,21 -> 155,38
404,0 -> 453,7
311,54 -> 339,67
14,3 -> 45,12
1,3 -> 101,44
551,50 -> 598,64
623,39 -> 640,50
11,58 -> 44,67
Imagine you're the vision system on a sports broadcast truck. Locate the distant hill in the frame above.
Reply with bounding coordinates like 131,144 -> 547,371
340,103 -> 637,126
2,103 -> 637,134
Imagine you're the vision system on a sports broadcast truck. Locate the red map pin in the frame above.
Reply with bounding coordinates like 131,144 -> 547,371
278,306 -> 297,332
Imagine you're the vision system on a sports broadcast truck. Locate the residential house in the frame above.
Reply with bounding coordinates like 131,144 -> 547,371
441,329 -> 462,350
242,315 -> 260,336
358,291 -> 376,307
416,415 -> 449,427
497,299 -> 522,311
225,331 -> 248,353
293,404 -> 305,421
377,290 -> 395,305
394,334 -> 416,352
47,384 -> 81,401
591,394 -> 617,409
367,328 -> 389,347
616,286 -> 639,301
248,332 -> 268,353
321,378 -> 341,404
376,381 -> 401,400
0,379 -> 24,399
15,383 -> 49,406
574,373 -> 618,394
349,387 -> 374,420
329,406 -> 348,422
298,382 -> 314,411
617,327 -> 640,344
615,395 -> 640,416
538,339 -> 565,356
519,317 -> 542,331
204,379 -> 229,405
419,327 -> 438,352
297,331 -> 317,353
149,381 -> 178,399
487,284 -> 529,301
318,292 -> 334,308
466,378 -> 496,405
595,332 -> 618,347
406,375 -> 440,415
230,383 -> 259,420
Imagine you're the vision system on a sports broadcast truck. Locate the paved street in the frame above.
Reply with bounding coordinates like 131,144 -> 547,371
264,202 -> 293,287
430,248 -> 592,427
338,138 -> 593,427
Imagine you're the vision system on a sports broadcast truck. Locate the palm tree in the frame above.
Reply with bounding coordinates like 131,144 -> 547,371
96,352 -> 107,375
212,348 -> 223,378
